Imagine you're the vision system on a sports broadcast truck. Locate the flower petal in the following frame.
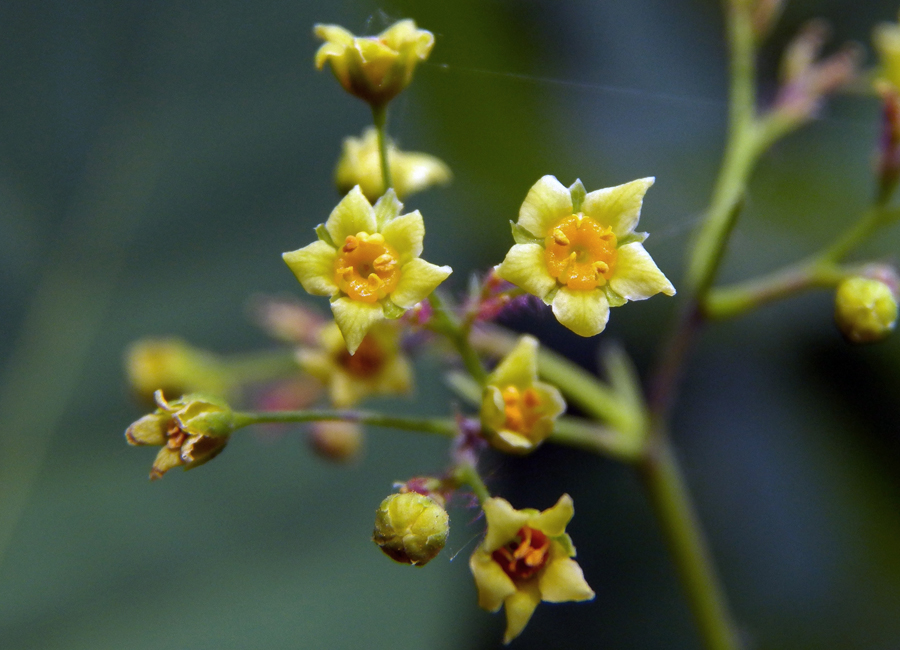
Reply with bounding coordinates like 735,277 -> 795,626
539,556 -> 595,603
381,210 -> 424,264
488,335 -> 538,387
608,242 -> 675,301
582,177 -> 654,238
517,175 -> 573,238
314,41 -> 348,69
551,287 -> 610,337
389,258 -> 452,309
125,413 -> 168,446
372,188 -> 402,230
150,447 -> 182,480
314,24 -> 355,47
496,244 -> 557,301
502,581 -> 542,643
325,186 -> 377,244
283,240 -> 339,297
469,550 -> 517,612
495,429 -> 537,452
483,497 -> 532,553
529,494 -> 574,538
330,297 -> 384,355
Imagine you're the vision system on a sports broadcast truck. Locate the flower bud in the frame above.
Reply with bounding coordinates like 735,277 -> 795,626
834,277 -> 898,343
307,420 -> 363,462
373,492 -> 449,566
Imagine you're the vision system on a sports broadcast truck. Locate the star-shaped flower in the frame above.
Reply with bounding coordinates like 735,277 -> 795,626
497,175 -> 675,337
469,494 -> 595,643
283,187 -> 451,354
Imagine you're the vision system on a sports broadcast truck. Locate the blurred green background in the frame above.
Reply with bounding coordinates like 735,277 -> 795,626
2,1 -> 900,648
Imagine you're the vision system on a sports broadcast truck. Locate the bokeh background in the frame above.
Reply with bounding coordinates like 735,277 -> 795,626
2,0 -> 900,648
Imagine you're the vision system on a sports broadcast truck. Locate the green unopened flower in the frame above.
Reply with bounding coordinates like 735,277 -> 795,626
874,13 -> 900,94
834,276 -> 898,343
282,187 -> 452,355
335,127 -> 451,202
314,19 -> 434,107
373,492 -> 449,566
298,320 -> 411,407
125,391 -> 233,480
125,338 -> 230,403
469,494 -> 594,644
497,175 -> 675,337
480,335 -> 565,454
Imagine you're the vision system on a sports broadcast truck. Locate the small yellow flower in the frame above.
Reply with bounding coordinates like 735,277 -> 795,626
497,175 -> 675,337
283,187 -> 452,355
335,127 -> 451,202
314,19 -> 434,106
125,391 -> 233,480
298,320 -> 411,407
480,335 -> 565,454
470,494 -> 595,644
874,13 -> 900,94
373,491 -> 450,566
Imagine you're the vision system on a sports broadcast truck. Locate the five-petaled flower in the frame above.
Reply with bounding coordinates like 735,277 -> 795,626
335,127 -> 451,202
497,175 -> 675,337
298,320 -> 412,407
283,186 -> 452,354
480,335 -> 565,454
469,494 -> 595,644
314,19 -> 434,107
125,391 -> 233,480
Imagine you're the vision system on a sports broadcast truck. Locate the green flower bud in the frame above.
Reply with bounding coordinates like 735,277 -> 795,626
373,492 -> 449,566
834,277 -> 898,344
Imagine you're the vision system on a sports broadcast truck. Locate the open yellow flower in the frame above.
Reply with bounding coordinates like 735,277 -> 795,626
335,127 -> 451,202
497,175 -> 675,337
470,494 -> 594,644
480,335 -> 565,454
298,320 -> 411,407
314,19 -> 434,106
874,13 -> 900,94
283,187 -> 451,354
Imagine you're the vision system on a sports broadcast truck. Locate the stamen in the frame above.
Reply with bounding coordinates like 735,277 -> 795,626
342,236 -> 359,253
551,228 -> 569,246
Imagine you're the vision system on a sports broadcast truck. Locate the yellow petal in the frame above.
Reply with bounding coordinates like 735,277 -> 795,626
529,494 -> 574,538
502,581 -> 542,644
608,242 -> 675,301
330,297 -> 384,355
469,549 -> 517,612
325,186 -> 377,244
314,24 -> 355,47
539,556 -> 595,603
494,429 -> 536,452
389,258 -> 452,309
125,413 -> 168,446
581,177 -> 654,238
150,447 -> 182,480
381,210 -> 424,264
551,287 -> 609,337
314,41 -> 348,70
517,175 -> 573,238
487,335 -> 539,387
496,244 -> 557,301
482,497 -> 532,553
283,240 -> 339,297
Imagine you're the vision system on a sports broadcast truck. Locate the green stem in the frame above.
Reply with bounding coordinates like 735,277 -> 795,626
638,434 -> 742,650
233,409 -> 458,438
550,417 -> 642,460
372,103 -> 393,191
453,462 -> 491,505
428,293 -> 489,384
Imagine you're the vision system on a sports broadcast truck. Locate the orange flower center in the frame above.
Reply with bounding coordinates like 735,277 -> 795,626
502,385 -> 543,434
337,332 -> 386,376
544,214 -> 617,291
492,526 -> 551,581
165,418 -> 187,450
334,233 -> 401,303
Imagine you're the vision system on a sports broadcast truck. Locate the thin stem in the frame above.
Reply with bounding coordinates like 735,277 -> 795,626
454,462 -> 491,505
638,434 -> 742,650
550,417 -> 642,461
372,103 -> 393,191
233,409 -> 458,438
428,293 -> 489,384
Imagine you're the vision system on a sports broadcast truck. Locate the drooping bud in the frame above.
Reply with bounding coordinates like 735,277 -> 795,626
373,492 -> 449,566
307,420 -> 363,462
834,276 -> 898,344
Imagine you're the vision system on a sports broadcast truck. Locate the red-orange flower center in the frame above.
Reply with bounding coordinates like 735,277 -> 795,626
337,332 -> 386,377
501,385 -> 543,435
544,214 -> 617,291
492,526 -> 551,581
334,233 -> 401,303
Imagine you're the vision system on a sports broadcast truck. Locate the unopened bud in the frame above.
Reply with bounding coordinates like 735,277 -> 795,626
834,277 -> 898,344
308,420 -> 363,462
373,492 -> 449,566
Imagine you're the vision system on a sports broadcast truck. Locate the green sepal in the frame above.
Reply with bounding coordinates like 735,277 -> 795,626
382,300 -> 406,319
568,179 -> 586,213
604,286 -> 627,308
315,223 -> 336,247
510,221 -> 542,246
552,532 -> 577,557
618,230 -> 648,246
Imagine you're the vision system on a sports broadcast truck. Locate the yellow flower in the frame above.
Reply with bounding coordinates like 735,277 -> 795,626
834,276 -> 898,344
497,175 -> 675,337
298,320 -> 411,407
283,187 -> 452,355
335,127 -> 451,202
469,494 -> 595,643
874,13 -> 900,94
373,491 -> 450,566
314,19 -> 434,106
480,335 -> 565,454
125,391 -> 233,480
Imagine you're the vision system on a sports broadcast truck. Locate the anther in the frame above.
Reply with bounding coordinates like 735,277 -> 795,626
373,254 -> 396,272
551,229 -> 570,246
342,236 -> 359,253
